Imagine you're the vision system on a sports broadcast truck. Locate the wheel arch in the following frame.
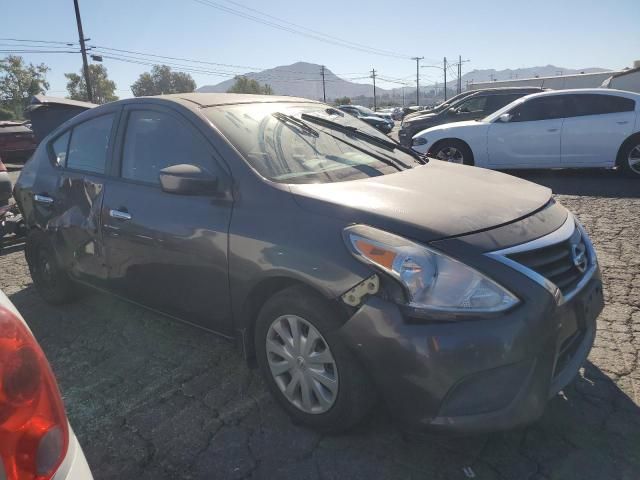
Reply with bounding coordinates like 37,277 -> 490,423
615,131 -> 640,167
238,275 -> 344,366
428,137 -> 475,165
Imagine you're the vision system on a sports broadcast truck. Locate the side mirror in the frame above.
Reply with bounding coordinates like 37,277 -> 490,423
498,113 -> 512,123
159,164 -> 218,196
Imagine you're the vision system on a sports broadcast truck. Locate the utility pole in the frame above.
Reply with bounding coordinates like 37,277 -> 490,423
320,65 -> 326,102
458,55 -> 462,94
412,56 -> 423,106
371,69 -> 377,111
443,57 -> 447,101
402,86 -> 405,106
73,0 -> 93,103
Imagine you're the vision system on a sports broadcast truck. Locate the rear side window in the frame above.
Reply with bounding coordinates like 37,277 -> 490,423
51,131 -> 71,166
571,94 -> 635,116
65,114 -> 114,174
510,96 -> 570,122
120,110 -> 214,185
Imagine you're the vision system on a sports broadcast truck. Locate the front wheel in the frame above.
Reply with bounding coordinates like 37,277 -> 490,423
255,286 -> 376,433
431,139 -> 474,165
619,138 -> 640,177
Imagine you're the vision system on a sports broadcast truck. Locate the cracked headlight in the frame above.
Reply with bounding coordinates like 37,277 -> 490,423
343,225 -> 519,313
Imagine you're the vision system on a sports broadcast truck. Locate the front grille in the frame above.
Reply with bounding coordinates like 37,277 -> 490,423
506,227 -> 588,296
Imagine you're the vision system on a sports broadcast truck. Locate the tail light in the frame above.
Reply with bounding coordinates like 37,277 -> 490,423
0,306 -> 69,480
0,158 -> 6,172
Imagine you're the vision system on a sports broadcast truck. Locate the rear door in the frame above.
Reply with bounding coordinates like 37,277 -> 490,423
41,110 -> 119,285
561,94 -> 635,166
102,104 -> 234,334
487,95 -> 570,168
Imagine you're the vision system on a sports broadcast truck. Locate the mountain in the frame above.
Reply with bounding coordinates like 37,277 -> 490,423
197,62 -> 390,100
197,62 -> 610,105
460,65 -> 610,85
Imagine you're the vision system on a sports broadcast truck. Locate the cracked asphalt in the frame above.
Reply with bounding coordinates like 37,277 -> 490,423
1,166 -> 639,480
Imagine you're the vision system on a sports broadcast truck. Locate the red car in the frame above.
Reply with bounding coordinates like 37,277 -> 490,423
0,121 -> 37,162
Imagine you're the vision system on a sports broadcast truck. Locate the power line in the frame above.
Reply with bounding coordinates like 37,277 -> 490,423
188,0 -> 414,59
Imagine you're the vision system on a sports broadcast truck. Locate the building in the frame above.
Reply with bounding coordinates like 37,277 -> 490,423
469,61 -> 640,93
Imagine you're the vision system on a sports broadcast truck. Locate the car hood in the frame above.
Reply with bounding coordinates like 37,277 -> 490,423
422,119 -> 487,133
360,115 -> 388,122
289,160 -> 551,242
403,112 -> 439,127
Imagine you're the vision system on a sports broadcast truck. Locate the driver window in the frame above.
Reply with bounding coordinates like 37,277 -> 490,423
456,96 -> 487,113
120,110 -> 215,185
510,96 -> 569,122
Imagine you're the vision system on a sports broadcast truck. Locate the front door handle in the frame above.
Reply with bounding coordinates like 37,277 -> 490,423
547,128 -> 559,132
617,121 -> 629,125
109,209 -> 132,221
34,194 -> 54,205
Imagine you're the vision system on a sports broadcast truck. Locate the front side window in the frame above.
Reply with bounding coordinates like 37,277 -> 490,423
456,96 -> 487,113
121,110 -> 214,185
510,96 -> 569,122
65,114 -> 114,174
206,103 -> 419,184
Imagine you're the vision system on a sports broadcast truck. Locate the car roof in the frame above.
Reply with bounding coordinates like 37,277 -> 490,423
517,88 -> 640,100
147,92 -> 320,109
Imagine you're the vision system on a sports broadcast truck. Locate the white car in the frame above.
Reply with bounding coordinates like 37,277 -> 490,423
411,89 -> 640,177
0,289 -> 93,480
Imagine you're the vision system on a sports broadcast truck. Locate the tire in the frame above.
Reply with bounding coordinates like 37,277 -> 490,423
255,285 -> 376,433
25,232 -> 79,305
430,139 -> 474,165
618,136 -> 640,178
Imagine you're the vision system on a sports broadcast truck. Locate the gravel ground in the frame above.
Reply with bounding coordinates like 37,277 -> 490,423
1,167 -> 639,480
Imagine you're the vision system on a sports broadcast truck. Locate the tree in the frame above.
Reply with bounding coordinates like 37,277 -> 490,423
131,65 -> 196,97
64,64 -> 118,104
0,55 -> 49,119
334,96 -> 351,105
226,76 -> 273,95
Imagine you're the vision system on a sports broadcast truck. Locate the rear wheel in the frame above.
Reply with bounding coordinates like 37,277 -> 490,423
431,139 -> 474,165
26,233 -> 79,304
619,138 -> 640,177
255,286 -> 376,432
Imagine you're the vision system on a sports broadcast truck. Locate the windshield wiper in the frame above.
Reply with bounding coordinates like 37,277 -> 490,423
301,113 -> 426,165
272,112 -> 319,137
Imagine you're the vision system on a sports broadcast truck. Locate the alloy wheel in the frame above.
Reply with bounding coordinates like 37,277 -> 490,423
436,146 -> 464,164
628,144 -> 640,175
266,315 -> 338,414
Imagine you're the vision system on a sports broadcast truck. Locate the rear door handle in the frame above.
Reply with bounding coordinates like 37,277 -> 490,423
34,194 -> 54,205
547,128 -> 559,132
109,209 -> 132,221
617,121 -> 629,125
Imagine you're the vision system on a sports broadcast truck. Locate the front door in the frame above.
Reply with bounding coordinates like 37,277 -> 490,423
487,95 -> 570,168
102,105 -> 233,334
561,93 -> 636,166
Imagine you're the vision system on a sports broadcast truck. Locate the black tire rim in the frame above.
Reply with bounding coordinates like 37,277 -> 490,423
34,249 -> 57,295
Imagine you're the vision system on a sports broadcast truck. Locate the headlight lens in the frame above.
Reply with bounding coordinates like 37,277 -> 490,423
412,137 -> 427,146
344,225 -> 519,313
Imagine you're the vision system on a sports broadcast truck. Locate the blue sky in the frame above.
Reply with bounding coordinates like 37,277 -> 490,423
3,0 -> 639,97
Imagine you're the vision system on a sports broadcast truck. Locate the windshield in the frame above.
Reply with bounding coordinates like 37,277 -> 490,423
206,102 -> 419,184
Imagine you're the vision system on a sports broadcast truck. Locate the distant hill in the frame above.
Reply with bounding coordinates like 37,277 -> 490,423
461,65 -> 610,85
197,62 -> 391,100
197,62 -> 610,104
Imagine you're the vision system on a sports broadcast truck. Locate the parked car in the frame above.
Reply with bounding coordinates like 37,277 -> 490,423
399,87 -> 546,146
412,89 -> 640,177
0,120 -> 37,162
16,93 -> 603,434
0,289 -> 93,479
338,104 -> 394,133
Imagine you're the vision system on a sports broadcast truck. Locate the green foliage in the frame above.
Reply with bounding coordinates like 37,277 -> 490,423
226,76 -> 273,95
131,65 -> 196,97
0,55 -> 50,119
0,107 -> 14,121
64,64 -> 118,104
334,96 -> 351,105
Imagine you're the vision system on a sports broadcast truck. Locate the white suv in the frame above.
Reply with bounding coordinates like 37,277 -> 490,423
411,89 -> 640,177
